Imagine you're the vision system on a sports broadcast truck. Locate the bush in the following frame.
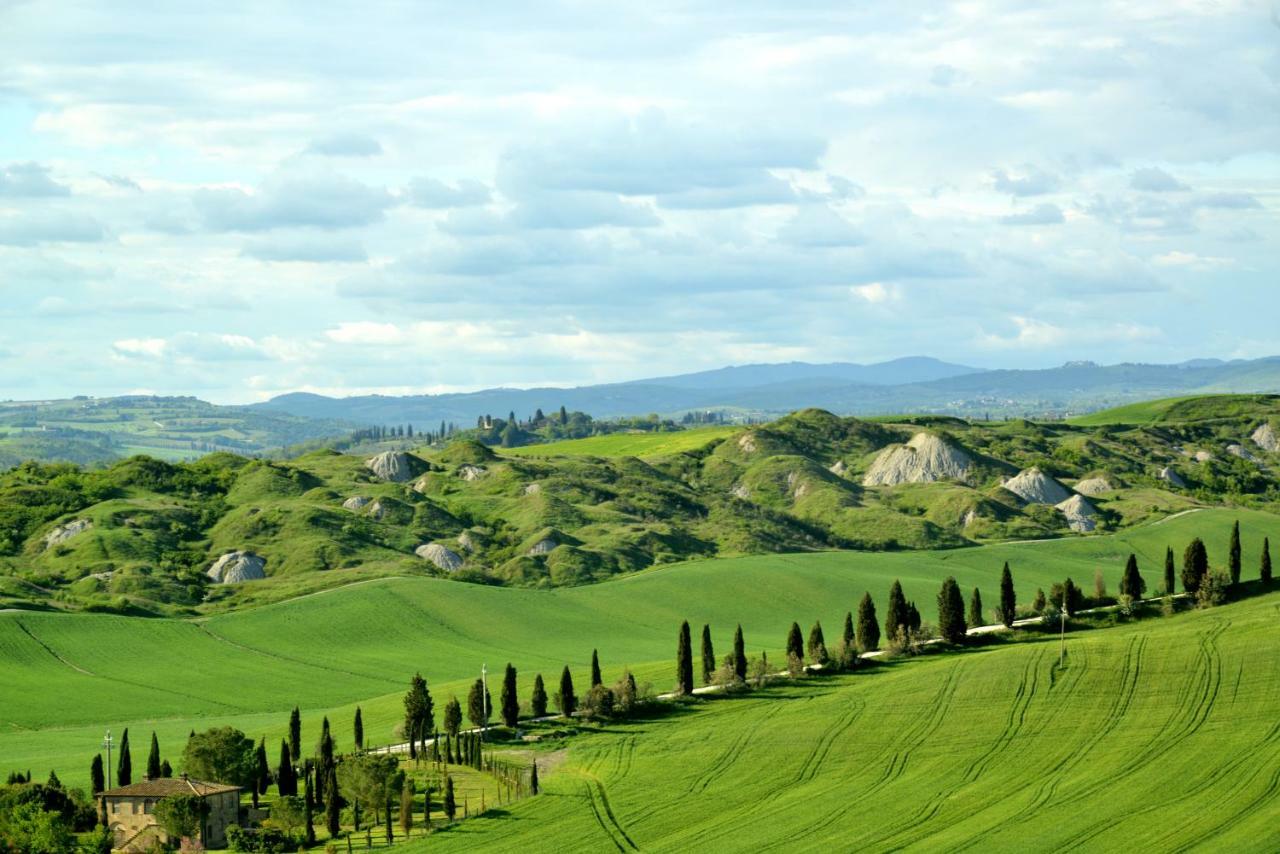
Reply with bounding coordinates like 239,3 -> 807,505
580,684 -> 615,719
226,826 -> 291,853
1197,570 -> 1230,608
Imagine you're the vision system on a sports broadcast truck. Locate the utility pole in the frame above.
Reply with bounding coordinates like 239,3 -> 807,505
481,663 -> 489,742
102,730 -> 114,790
1059,596 -> 1067,667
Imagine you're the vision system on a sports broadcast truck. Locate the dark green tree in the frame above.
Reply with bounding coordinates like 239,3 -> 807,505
325,766 -> 340,837
998,562 -> 1016,628
885,580 -> 909,642
700,624 -> 715,686
303,765 -> 315,845
443,697 -> 462,737
1120,553 -> 1146,600
288,707 -> 301,764
786,621 -> 804,669
354,706 -> 364,751
276,740 -> 296,797
856,592 -> 879,651
1262,537 -> 1272,586
590,649 -> 602,688
154,794 -> 209,844
807,621 -> 828,665
253,738 -> 270,809
160,760 -> 171,778
183,727 -> 256,790
90,754 -> 104,795
530,761 -> 540,795
557,666 -> 577,716
1229,520 -> 1242,584
1032,588 -> 1046,613
403,673 -> 434,759
907,602 -> 922,633
467,679 -> 491,729
501,663 -> 519,728
937,576 -> 967,644
443,775 -> 456,821
676,620 -> 694,695
732,624 -> 747,681
531,674 -> 548,718
146,732 -> 161,781
1164,546 -> 1176,595
840,611 -> 855,666
1183,538 -> 1209,593
968,587 -> 983,629
117,729 -> 131,787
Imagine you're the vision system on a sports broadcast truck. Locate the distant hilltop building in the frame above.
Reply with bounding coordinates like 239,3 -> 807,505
97,775 -> 241,852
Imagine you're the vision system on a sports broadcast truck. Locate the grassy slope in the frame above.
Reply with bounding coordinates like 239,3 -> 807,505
412,589 -> 1280,853
1069,393 -> 1280,426
501,426 -> 737,458
3,507 -> 1276,792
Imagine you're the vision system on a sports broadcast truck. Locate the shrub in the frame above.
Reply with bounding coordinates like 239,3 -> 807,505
1197,570 -> 1230,608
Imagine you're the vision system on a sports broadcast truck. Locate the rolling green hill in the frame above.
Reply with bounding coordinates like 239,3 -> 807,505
408,588 -> 1280,852
1070,393 -> 1280,427
2,506 -> 1276,796
2,398 -> 1278,613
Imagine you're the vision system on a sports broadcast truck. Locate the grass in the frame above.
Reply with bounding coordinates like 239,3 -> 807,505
3,506 -> 1277,795
500,426 -> 737,458
405,589 -> 1280,852
1069,393 -> 1280,426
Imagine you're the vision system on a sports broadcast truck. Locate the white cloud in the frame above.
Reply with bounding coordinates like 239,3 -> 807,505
112,337 -> 167,359
324,321 -> 405,345
851,283 -> 898,304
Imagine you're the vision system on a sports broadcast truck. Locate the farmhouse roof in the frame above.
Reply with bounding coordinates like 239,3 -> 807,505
98,775 -> 240,798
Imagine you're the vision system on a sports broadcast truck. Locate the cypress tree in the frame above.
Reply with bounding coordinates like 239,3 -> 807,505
732,624 -> 747,681
325,766 -> 340,837
885,580 -> 909,642
676,621 -> 694,695
288,707 -> 301,763
1032,588 -> 1046,613
400,778 -> 414,838
354,706 -> 363,751
530,761 -> 540,795
443,696 -> 462,737
501,663 -> 519,728
117,729 -> 131,787
1120,553 -> 1146,600
907,602 -> 922,633
700,624 -> 715,686
160,760 -> 171,778
277,740 -> 296,797
807,621 -> 828,665
1182,538 -> 1209,593
1229,520 -> 1242,584
303,767 -> 315,845
467,678 -> 490,728
841,611 -> 855,663
90,754 -> 104,795
937,576 -> 967,644
590,649 -> 602,688
968,587 -> 983,629
558,666 -> 577,716
785,621 -> 804,668
146,732 -> 161,781
253,738 -> 269,808
443,775 -> 456,820
856,592 -> 879,651
531,674 -> 548,718
403,673 -> 434,759
1164,546 -> 1176,595
1262,537 -> 1272,586
998,562 -> 1016,628
1064,578 -> 1082,616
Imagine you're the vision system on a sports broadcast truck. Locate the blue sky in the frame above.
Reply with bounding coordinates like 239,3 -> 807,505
0,1 -> 1277,403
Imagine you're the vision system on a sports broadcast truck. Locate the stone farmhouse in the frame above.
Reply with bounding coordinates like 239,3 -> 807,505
97,774 -> 241,851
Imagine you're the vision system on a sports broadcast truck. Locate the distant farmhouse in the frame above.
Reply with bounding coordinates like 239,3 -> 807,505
97,775 -> 241,851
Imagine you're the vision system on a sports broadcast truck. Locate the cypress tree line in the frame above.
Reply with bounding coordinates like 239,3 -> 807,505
885,580 -> 909,642
1229,520 -> 1242,584
289,707 -> 301,764
676,621 -> 694,695
1120,553 -> 1146,599
998,563 -> 1016,628
807,621 -> 828,665
501,663 -> 519,727
968,588 -> 983,629
937,576 -> 967,644
531,674 -> 548,718
856,592 -> 879,652
1262,537 -> 1272,586
732,625 -> 747,681
590,650 -> 602,688
354,707 -> 363,751
90,755 -> 104,795
1182,538 -> 1209,593
146,732 -> 161,781
558,666 -> 577,716
700,624 -> 715,686
785,622 -> 804,668
117,729 -> 131,787
1164,546 -> 1176,595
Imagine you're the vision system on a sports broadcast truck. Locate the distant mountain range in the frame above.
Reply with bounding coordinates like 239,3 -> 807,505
256,356 -> 1280,426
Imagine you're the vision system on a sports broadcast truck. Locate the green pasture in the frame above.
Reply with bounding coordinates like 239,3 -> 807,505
499,426 -> 736,458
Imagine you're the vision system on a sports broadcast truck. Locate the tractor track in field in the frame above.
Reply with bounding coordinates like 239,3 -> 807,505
193,623 -> 399,686
1168,721 -> 1280,853
686,729 -> 752,794
1055,621 -> 1227,852
876,660 -> 963,786
579,773 -> 638,852
792,695 -> 865,785
13,619 -> 94,675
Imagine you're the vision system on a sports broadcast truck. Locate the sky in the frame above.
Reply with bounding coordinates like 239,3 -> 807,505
1,1 -> 1278,404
